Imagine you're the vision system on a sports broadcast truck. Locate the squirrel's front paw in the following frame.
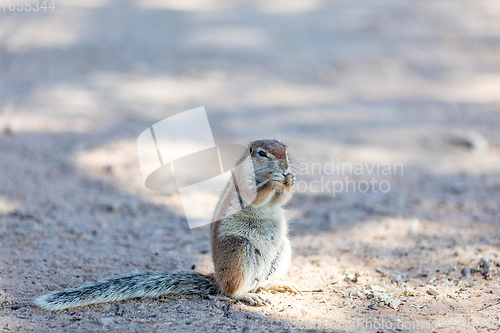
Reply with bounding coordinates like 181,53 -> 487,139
269,172 -> 285,185
284,172 -> 296,186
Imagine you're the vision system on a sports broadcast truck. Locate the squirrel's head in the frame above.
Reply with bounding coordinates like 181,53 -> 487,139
249,139 -> 289,176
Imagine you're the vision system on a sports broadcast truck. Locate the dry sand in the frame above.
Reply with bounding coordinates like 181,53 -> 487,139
1,0 -> 500,332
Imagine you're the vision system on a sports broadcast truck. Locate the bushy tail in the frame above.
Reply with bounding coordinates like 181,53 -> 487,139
35,272 -> 219,311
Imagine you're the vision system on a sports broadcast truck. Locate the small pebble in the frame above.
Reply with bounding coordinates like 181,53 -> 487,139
427,290 -> 439,296
442,279 -> 454,286
3,120 -> 20,136
449,182 -> 464,194
344,272 -> 359,283
450,131 -> 489,151
290,304 -> 304,310
391,274 -> 402,283
97,317 -> 115,326
480,258 -> 491,269
408,218 -> 420,235
327,212 -> 337,224
103,165 -> 113,174
11,306 -> 19,310
252,312 -> 266,318
104,202 -> 121,212
461,267 -> 471,278
480,258 -> 492,278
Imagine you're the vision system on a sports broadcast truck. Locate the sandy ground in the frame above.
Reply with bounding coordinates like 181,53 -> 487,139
1,0 -> 500,332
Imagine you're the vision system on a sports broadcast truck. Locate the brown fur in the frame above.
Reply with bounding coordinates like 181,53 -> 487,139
211,232 -> 245,295
250,180 -> 277,206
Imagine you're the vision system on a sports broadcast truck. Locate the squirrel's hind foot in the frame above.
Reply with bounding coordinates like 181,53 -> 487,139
207,293 -> 270,306
233,293 -> 270,306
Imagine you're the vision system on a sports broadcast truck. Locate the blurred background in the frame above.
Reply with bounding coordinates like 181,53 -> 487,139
1,0 -> 500,331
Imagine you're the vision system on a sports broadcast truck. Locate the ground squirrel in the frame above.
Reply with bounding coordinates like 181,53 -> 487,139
35,139 -> 299,310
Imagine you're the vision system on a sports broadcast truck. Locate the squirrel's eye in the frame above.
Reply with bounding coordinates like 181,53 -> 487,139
258,150 -> 267,157
249,147 -> 253,154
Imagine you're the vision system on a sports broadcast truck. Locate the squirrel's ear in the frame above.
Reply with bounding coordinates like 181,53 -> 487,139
249,147 -> 253,154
